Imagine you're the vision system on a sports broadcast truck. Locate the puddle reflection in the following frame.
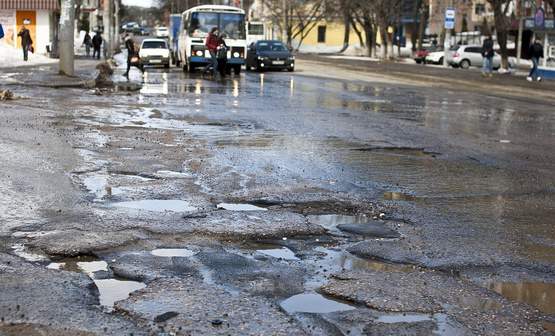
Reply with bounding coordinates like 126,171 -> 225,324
151,248 -> 196,257
113,200 -> 196,212
217,203 -> 268,211
280,293 -> 355,314
488,281 -> 555,314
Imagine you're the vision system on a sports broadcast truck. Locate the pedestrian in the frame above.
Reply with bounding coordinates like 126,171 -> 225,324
123,34 -> 136,77
481,35 -> 494,78
527,39 -> 544,82
17,25 -> 33,61
83,31 -> 92,57
92,31 -> 102,59
205,27 -> 220,76
216,33 -> 229,77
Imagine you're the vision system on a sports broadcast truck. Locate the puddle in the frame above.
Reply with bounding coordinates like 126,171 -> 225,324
48,256 -> 145,312
353,147 -> 439,157
375,313 -> 466,336
487,281 -> 555,314
257,247 -> 299,260
82,174 -> 124,200
11,244 -> 48,262
151,248 -> 196,258
93,279 -> 146,309
154,170 -> 191,179
383,191 -> 417,201
280,293 -> 355,314
113,200 -> 196,212
308,214 -> 369,232
217,203 -> 268,211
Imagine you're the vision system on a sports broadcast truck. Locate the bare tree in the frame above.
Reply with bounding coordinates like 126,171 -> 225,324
487,0 -> 512,69
262,0 -> 333,50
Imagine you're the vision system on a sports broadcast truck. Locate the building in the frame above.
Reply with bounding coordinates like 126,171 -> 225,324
0,0 -> 59,55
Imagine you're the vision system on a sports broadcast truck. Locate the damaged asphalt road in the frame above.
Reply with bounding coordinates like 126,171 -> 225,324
0,60 -> 554,335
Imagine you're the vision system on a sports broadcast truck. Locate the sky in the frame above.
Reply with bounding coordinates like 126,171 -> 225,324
122,0 -> 156,7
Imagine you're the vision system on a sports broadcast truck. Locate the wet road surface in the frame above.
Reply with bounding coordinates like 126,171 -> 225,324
0,60 -> 554,335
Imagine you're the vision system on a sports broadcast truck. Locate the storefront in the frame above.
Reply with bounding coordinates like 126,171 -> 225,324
0,0 -> 59,55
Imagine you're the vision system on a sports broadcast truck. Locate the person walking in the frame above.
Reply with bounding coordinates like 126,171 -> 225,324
17,25 -> 33,61
92,31 -> 102,59
527,39 -> 544,82
216,33 -> 229,77
123,35 -> 136,77
83,31 -> 92,57
481,35 -> 494,78
205,27 -> 220,76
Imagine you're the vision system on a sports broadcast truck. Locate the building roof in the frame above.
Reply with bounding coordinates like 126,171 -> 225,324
0,0 -> 59,10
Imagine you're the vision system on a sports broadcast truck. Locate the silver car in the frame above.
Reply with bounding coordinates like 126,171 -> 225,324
450,45 -> 506,69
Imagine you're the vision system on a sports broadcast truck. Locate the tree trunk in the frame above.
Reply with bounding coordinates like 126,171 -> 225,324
339,8 -> 351,53
380,26 -> 387,59
364,24 -> 374,57
59,0 -> 75,76
491,0 -> 509,69
351,17 -> 365,47
417,0 -> 428,50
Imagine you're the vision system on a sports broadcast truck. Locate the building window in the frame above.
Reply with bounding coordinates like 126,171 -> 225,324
317,26 -> 326,43
475,4 -> 486,15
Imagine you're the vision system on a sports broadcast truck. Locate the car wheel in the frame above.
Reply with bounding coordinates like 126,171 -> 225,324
288,67 -> 294,72
164,63 -> 170,69
233,65 -> 241,75
438,57 -> 444,65
415,59 -> 421,64
460,59 -> 471,69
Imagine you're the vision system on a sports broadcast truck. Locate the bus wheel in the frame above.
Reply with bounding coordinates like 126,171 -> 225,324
233,65 -> 241,75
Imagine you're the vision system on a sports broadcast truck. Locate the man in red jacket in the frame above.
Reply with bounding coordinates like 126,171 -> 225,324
205,27 -> 220,76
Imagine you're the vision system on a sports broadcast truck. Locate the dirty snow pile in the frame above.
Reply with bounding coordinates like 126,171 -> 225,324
0,43 -> 56,68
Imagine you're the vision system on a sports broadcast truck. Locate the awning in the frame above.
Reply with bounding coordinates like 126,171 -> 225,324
0,0 -> 60,10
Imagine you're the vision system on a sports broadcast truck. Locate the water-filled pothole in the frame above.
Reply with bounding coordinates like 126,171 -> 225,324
383,191 -> 417,201
487,281 -> 555,315
47,256 -> 145,312
374,313 -> 466,336
353,147 -> 439,157
151,248 -> 196,257
280,293 -> 355,314
257,247 -> 299,261
11,244 -> 48,262
113,200 -> 196,212
217,203 -> 268,211
308,215 -> 400,238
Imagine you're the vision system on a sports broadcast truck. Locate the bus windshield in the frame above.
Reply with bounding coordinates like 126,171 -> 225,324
189,12 -> 246,40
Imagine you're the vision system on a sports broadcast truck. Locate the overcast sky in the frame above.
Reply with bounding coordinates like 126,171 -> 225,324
122,0 -> 156,7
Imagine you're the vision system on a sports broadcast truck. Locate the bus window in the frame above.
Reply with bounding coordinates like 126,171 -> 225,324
248,23 -> 264,36
190,12 -> 219,37
221,13 -> 245,40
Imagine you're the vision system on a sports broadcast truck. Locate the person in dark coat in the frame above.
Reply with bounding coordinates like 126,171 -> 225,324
17,25 -> 32,61
216,33 -> 228,77
92,31 -> 102,59
527,39 -> 544,82
83,31 -> 92,57
123,35 -> 136,77
481,35 -> 494,77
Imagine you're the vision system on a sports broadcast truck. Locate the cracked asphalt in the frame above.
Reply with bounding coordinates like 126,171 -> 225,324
0,57 -> 554,335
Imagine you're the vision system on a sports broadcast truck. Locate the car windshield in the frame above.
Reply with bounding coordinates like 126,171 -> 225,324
257,41 -> 287,52
142,41 -> 167,49
189,12 -> 245,39
158,28 -> 168,31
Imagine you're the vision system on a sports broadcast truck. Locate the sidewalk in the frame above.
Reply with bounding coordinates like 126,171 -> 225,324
298,54 -> 555,103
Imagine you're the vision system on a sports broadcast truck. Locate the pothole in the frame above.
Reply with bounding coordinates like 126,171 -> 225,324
216,203 -> 268,211
47,256 -> 146,312
153,170 -> 191,179
150,248 -> 196,258
11,243 -> 48,262
308,215 -> 400,238
257,247 -> 299,261
113,200 -> 197,212
280,292 -> 355,314
352,147 -> 440,157
373,312 -> 466,336
383,191 -> 417,201
487,281 -> 555,315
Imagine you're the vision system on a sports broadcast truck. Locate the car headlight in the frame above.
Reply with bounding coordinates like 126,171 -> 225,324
196,50 -> 203,57
288,56 -> 295,60
233,52 -> 240,58
257,56 -> 267,61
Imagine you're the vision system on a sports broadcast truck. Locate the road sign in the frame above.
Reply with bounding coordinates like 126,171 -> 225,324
445,8 -> 456,29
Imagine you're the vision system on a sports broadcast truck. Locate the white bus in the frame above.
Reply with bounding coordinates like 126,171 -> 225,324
246,21 -> 265,46
177,5 -> 247,74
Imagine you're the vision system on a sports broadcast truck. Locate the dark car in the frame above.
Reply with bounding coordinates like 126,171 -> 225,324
246,40 -> 295,72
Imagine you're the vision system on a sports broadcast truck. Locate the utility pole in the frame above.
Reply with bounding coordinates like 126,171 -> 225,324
516,0 -> 523,66
443,0 -> 454,67
59,0 -> 75,76
114,0 -> 120,51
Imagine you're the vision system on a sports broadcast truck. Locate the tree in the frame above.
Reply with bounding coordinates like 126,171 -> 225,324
261,0 -> 333,50
486,0 -> 512,69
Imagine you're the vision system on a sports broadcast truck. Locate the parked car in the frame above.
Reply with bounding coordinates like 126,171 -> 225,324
246,40 -> 295,72
138,39 -> 170,69
155,27 -> 169,39
414,46 -> 439,64
425,46 -> 455,65
449,44 -> 513,69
